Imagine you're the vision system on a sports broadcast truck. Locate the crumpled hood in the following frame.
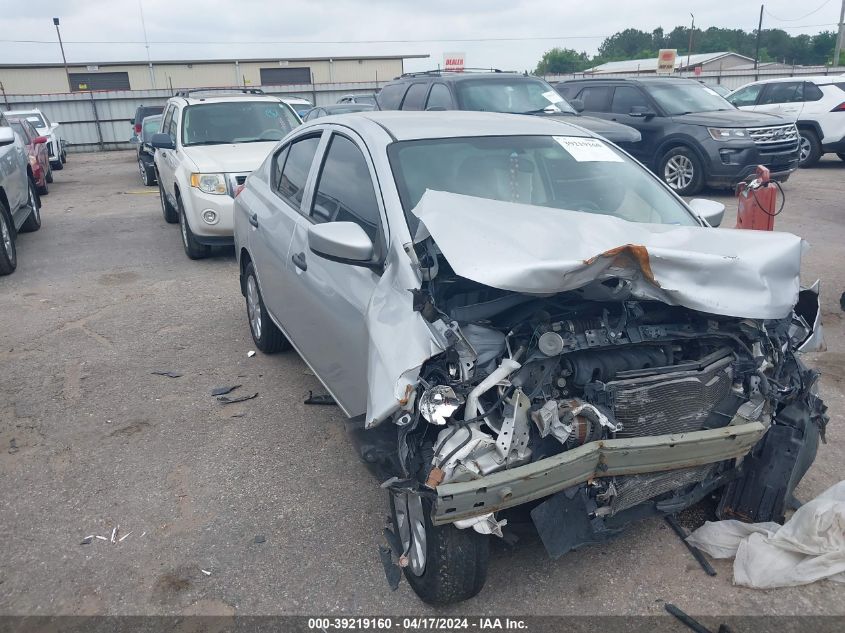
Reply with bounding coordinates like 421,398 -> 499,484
412,190 -> 804,320
183,142 -> 277,173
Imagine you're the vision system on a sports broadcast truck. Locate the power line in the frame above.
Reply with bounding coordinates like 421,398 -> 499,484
765,0 -> 833,22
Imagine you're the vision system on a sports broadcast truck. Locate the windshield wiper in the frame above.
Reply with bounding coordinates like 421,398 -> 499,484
520,108 -> 568,115
184,140 -> 233,146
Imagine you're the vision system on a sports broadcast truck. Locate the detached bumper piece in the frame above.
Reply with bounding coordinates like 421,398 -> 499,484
432,421 -> 766,526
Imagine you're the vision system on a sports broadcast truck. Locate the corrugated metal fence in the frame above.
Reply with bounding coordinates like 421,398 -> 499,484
0,82 -> 387,152
544,65 -> 845,91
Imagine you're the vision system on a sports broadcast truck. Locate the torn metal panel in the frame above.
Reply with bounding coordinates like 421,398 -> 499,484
411,190 -> 804,320
432,421 -> 766,525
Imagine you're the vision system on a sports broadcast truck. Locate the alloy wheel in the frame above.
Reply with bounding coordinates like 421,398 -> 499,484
1,213 -> 12,260
180,209 -> 189,247
799,135 -> 811,164
246,275 -> 262,339
29,184 -> 40,223
664,155 -> 694,190
393,491 -> 427,576
139,161 -> 148,185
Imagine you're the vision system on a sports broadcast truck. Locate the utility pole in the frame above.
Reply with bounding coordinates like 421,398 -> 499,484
53,17 -> 72,92
834,0 -> 845,67
754,5 -> 764,76
138,0 -> 155,88
687,14 -> 695,69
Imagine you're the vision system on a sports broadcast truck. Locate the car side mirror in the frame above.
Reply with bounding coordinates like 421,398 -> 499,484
33,136 -> 48,145
568,98 -> 585,113
129,118 -> 135,125
629,106 -> 656,118
688,198 -> 726,227
150,133 -> 175,150
0,127 -> 14,146
308,222 -> 375,266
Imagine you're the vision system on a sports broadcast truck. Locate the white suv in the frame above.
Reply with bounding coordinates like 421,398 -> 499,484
727,76 -> 845,166
152,89 -> 301,259
4,108 -> 67,170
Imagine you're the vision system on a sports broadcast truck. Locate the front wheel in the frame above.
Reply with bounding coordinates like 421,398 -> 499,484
0,202 -> 17,276
60,150 -> 67,164
390,492 -> 489,605
52,157 -> 63,171
177,196 -> 210,260
244,262 -> 290,353
659,147 -> 704,195
158,180 -> 178,223
798,129 -> 822,167
20,179 -> 42,233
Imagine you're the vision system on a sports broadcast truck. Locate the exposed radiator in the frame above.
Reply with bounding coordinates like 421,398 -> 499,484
605,355 -> 733,438
610,464 -> 714,515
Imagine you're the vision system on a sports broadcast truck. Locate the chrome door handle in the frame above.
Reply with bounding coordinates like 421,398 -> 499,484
248,213 -> 259,228
291,252 -> 307,271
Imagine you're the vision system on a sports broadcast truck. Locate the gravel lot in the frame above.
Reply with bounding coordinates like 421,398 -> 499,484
1,150 -> 843,618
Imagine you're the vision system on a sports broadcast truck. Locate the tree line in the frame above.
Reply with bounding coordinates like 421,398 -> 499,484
535,26 -> 839,74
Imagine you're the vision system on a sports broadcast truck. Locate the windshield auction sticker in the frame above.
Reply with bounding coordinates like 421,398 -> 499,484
553,136 -> 623,162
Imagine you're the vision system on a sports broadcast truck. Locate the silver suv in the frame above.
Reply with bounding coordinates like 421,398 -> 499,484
151,89 -> 301,259
233,111 -> 825,604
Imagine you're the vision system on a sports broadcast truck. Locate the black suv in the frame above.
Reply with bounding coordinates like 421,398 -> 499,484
557,77 -> 800,195
376,70 -> 641,145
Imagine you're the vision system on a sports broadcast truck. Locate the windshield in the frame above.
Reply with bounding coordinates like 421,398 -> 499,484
22,114 -> 46,127
388,135 -> 697,233
648,82 -> 734,115
454,78 -> 575,114
181,101 -> 300,146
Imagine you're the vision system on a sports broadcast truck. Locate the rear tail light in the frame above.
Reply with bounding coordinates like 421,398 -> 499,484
134,123 -> 142,134
831,102 -> 845,112
234,183 -> 246,198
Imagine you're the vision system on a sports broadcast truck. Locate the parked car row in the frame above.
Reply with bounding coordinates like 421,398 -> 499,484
0,111 -> 45,276
131,79 -> 828,605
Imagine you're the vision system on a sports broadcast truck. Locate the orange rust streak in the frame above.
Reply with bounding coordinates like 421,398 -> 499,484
583,244 -> 659,287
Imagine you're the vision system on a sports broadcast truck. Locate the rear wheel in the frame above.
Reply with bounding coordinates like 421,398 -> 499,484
46,165 -> 53,184
178,195 -> 210,260
60,149 -> 67,164
20,179 -> 42,233
244,261 -> 290,353
139,159 -> 155,186
837,153 -> 845,162
158,180 -> 178,223
0,201 -> 17,276
659,146 -> 704,195
798,128 -> 822,167
52,155 -> 63,171
390,492 -> 489,605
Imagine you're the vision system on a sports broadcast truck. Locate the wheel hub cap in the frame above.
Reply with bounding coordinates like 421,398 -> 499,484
394,492 -> 427,576
799,136 -> 811,163
246,276 -> 262,338
664,155 -> 694,190
1,215 -> 11,258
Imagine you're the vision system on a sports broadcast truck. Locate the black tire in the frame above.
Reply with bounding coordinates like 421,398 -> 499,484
0,201 -> 17,276
20,179 -> 42,233
243,261 -> 290,353
52,158 -> 63,171
61,150 -> 67,164
37,179 -> 48,196
177,195 -> 210,260
46,165 -> 53,184
139,159 -> 156,186
390,494 -> 489,605
837,153 -> 845,162
658,146 -> 704,195
798,128 -> 822,167
158,180 -> 178,224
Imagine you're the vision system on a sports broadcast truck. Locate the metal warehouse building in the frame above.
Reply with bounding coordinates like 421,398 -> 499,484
0,54 -> 427,95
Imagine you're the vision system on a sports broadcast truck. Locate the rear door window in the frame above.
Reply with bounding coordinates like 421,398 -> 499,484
276,135 -> 321,213
425,83 -> 453,110
401,83 -> 429,111
759,82 -> 803,105
803,83 -> 824,102
576,86 -> 612,111
377,83 -> 407,110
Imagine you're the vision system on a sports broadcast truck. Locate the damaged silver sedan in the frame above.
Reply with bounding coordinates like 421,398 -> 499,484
233,111 -> 827,605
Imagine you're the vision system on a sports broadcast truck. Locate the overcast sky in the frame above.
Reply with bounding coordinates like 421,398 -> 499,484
1,0 -> 841,71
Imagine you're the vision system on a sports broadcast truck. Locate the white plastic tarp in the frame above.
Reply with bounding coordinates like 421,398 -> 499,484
686,481 -> 845,588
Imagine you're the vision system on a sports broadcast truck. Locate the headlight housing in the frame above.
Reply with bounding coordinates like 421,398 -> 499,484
190,173 -> 227,195
707,127 -> 748,141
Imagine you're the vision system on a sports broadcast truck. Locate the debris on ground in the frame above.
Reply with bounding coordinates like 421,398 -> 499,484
665,514 -> 717,576
211,385 -> 241,396
80,536 -> 94,545
217,392 -> 258,405
254,535 -> 266,544
110,527 -> 118,543
230,413 -> 245,418
247,351 -> 256,358
304,391 -> 336,406
118,531 -> 133,543
151,370 -> 182,378
664,603 -> 731,633
8,438 -> 18,454
200,569 -> 211,576
686,480 -> 845,588
378,545 -> 401,591
94,536 -> 108,541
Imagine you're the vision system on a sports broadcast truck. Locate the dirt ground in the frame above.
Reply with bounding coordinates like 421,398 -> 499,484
1,150 -> 843,618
